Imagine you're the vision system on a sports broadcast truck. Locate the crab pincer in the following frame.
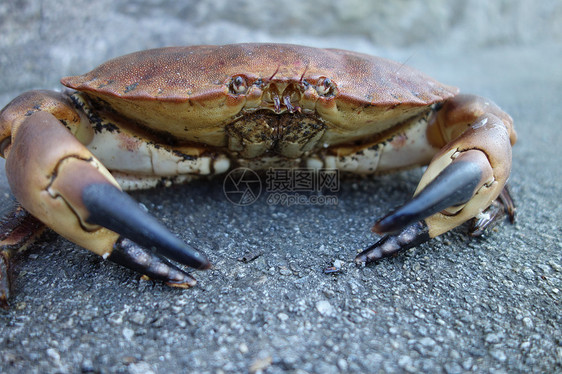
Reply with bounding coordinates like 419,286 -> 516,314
0,100 -> 208,302
356,95 -> 516,263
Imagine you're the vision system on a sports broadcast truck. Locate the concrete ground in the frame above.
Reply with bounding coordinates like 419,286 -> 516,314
1,1 -> 561,373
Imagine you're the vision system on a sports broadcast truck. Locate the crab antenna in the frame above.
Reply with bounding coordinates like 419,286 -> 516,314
82,184 -> 210,270
373,158 -> 483,234
267,65 -> 281,82
299,64 -> 310,84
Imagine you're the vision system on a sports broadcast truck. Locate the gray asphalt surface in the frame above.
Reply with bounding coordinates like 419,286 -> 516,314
1,1 -> 561,373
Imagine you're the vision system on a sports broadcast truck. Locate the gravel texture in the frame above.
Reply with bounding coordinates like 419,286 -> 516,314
1,1 -> 561,373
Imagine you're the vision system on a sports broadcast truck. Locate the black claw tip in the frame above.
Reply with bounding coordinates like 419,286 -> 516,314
109,238 -> 197,287
356,221 -> 429,264
82,184 -> 210,270
374,160 -> 483,234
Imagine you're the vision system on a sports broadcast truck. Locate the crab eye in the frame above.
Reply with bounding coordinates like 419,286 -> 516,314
229,75 -> 248,94
315,77 -> 336,97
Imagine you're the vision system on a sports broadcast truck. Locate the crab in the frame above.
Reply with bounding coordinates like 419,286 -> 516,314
0,43 -> 516,308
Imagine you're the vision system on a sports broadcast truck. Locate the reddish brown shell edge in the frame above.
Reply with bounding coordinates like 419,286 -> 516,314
61,43 -> 458,107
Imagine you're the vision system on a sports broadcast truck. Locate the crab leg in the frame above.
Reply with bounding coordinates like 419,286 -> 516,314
356,94 -> 516,263
0,201 -> 45,309
1,102 -> 209,294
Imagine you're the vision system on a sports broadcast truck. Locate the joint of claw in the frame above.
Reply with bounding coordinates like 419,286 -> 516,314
442,149 -> 495,216
46,155 -> 118,233
453,149 -> 494,186
46,155 -> 93,196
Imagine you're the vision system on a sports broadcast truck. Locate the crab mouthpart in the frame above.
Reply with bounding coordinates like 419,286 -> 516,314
262,83 -> 302,114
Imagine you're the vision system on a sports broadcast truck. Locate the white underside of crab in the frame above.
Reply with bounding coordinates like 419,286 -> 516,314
79,92 -> 438,191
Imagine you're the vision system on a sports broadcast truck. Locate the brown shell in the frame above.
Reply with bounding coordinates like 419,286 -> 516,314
61,44 -> 458,146
63,43 -> 456,104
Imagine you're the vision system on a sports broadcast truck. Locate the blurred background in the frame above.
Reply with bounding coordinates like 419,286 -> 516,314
1,0 -> 560,105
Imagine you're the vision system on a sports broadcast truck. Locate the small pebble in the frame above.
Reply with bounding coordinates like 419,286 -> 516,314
130,312 -> 146,325
490,349 -> 507,362
419,337 -> 436,347
46,348 -> 60,363
81,359 -> 95,372
485,333 -> 501,344
123,327 -> 135,341
108,313 -> 123,325
337,358 -> 348,371
277,312 -> 289,322
239,343 -> 249,354
316,300 -> 335,316
128,362 -> 155,374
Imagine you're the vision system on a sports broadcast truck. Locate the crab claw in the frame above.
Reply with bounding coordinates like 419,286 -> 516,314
82,183 -> 210,270
373,150 -> 487,234
356,94 -> 516,264
1,108 -> 209,291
